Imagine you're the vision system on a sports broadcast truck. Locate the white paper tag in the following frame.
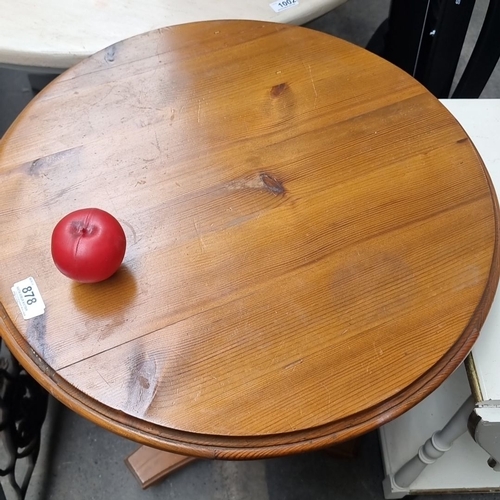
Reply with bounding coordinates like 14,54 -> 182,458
270,0 -> 299,13
11,277 -> 46,320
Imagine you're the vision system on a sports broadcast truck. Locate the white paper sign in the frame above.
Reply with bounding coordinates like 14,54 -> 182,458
11,277 -> 46,320
270,0 -> 299,13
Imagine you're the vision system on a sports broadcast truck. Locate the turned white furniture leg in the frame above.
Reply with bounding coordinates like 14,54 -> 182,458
383,395 -> 475,499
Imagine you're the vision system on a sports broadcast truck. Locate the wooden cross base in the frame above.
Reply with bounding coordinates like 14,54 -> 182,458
125,439 -> 362,489
125,447 -> 196,489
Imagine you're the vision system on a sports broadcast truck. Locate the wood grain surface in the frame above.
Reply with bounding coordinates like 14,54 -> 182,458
0,21 -> 498,459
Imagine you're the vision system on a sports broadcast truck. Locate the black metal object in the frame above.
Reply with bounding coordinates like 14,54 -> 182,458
367,0 -> 500,98
453,0 -> 500,97
416,0 -> 476,98
384,0 -> 431,76
0,340 -> 48,500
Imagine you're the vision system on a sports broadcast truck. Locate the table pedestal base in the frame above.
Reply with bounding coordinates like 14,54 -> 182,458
125,439 -> 362,489
125,446 -> 196,489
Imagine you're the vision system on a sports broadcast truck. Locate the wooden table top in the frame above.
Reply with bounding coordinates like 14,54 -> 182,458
0,0 -> 346,69
0,21 -> 498,459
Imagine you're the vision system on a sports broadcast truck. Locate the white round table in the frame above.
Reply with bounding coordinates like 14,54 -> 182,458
0,0 -> 346,70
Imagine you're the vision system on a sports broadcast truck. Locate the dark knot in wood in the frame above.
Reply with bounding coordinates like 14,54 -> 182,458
226,172 -> 285,196
270,83 -> 288,97
259,173 -> 285,195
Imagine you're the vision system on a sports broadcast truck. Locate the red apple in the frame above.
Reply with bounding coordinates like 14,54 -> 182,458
51,208 -> 126,283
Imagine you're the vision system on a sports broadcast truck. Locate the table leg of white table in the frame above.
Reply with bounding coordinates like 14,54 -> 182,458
382,395 -> 475,499
470,406 -> 500,471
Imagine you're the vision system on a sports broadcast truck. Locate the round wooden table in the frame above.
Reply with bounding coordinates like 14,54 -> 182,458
0,21 -> 498,461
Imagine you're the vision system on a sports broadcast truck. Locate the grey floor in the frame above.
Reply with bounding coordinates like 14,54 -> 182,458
2,0 -> 500,499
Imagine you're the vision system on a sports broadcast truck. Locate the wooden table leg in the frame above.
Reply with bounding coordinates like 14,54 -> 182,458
125,446 -> 197,489
324,438 -> 362,459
